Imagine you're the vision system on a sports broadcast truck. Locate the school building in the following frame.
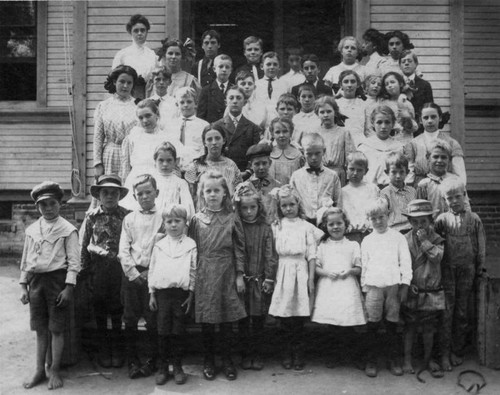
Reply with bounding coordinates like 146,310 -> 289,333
0,0 -> 499,254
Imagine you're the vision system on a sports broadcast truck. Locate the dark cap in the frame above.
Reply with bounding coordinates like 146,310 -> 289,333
402,199 -> 437,218
246,143 -> 273,161
31,181 -> 64,204
90,174 -> 129,200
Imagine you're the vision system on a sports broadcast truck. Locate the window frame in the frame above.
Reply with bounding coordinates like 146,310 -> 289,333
0,1 -> 47,110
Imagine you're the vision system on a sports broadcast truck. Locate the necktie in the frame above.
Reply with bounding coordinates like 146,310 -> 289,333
232,117 -> 238,129
267,78 -> 273,99
180,118 -> 188,144
220,83 -> 225,93
206,58 -> 212,71
251,64 -> 259,81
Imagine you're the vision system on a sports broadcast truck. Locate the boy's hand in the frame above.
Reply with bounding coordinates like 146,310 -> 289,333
182,291 -> 194,314
327,271 -> 339,280
20,286 -> 29,305
56,285 -> 74,308
338,270 -> 350,280
262,280 -> 274,294
236,273 -> 245,294
149,293 -> 157,311
399,284 -> 409,304
416,228 -> 429,243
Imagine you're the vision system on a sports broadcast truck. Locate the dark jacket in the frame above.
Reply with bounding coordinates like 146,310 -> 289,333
198,80 -> 227,123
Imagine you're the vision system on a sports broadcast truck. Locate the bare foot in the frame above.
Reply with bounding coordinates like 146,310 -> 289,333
441,355 -> 452,371
428,360 -> 444,378
23,370 -> 47,389
402,359 -> 415,374
47,370 -> 63,390
450,352 -> 463,367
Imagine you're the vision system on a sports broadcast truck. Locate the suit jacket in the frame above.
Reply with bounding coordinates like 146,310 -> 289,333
291,80 -> 333,99
191,57 -> 216,88
410,76 -> 434,120
212,115 -> 262,171
197,80 -> 227,123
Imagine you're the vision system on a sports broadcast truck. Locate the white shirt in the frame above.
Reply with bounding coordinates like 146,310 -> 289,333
165,115 -> 209,166
323,62 -> 366,85
254,77 -> 289,106
361,228 -> 412,288
119,208 -> 164,281
112,42 -> 158,80
280,70 -> 306,92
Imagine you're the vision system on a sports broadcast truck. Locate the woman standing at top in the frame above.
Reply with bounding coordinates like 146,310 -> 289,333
361,28 -> 389,77
112,14 -> 157,99
157,38 -> 201,99
93,65 -> 138,178
381,30 -> 414,76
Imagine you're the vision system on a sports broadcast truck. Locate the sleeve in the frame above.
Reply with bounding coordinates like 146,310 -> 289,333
415,181 -> 427,200
252,123 -> 262,145
80,213 -> 93,274
232,215 -> 247,274
19,234 -> 32,284
64,230 -> 81,285
344,130 -> 356,158
118,216 -> 141,282
332,174 -> 342,208
111,50 -> 122,70
398,235 -> 412,285
424,81 -> 434,104
93,102 -> 105,167
433,215 -> 445,238
315,243 -> 324,268
360,239 -> 368,286
403,141 -> 416,186
197,86 -> 209,121
352,241 -> 362,268
184,162 -> 198,185
304,224 -> 318,262
263,226 -> 278,281
120,134 -> 132,181
148,246 -> 158,293
179,179 -> 196,222
420,238 -> 444,266
232,161 -> 243,190
189,245 -> 198,292
451,156 -> 467,186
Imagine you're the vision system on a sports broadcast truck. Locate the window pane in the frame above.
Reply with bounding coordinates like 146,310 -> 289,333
0,1 -> 37,101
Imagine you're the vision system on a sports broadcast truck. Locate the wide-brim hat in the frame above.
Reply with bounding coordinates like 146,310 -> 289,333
90,174 -> 128,200
402,199 -> 438,217
31,181 -> 64,204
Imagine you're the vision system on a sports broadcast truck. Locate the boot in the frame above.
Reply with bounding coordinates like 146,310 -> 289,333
292,344 -> 305,371
172,360 -> 187,385
281,344 -> 293,370
97,329 -> 112,368
155,360 -> 169,385
111,328 -> 125,368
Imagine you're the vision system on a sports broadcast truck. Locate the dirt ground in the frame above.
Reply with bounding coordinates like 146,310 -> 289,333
2,257 -> 500,395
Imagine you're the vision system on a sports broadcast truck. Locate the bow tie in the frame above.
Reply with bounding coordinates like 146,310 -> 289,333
251,178 -> 270,189
306,167 -> 323,175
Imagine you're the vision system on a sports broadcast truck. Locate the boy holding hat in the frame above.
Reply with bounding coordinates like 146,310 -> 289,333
401,199 -> 445,378
81,174 -> 130,369
20,181 -> 80,390
246,142 -> 281,214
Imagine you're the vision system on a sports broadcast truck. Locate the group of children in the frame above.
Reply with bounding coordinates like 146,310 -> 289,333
19,19 -> 487,392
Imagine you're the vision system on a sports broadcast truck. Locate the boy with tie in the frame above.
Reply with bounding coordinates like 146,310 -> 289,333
191,29 -> 221,87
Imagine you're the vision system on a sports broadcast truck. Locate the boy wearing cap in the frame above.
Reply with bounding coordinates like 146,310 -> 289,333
401,199 -> 445,377
81,174 -> 130,369
20,181 -> 80,390
119,174 -> 164,379
246,142 -> 281,214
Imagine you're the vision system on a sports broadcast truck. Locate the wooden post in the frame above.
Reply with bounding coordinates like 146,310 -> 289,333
36,2 -> 47,107
71,2 -> 87,200
274,0 -> 284,74
354,0 -> 371,40
166,0 -> 181,38
450,0 -> 465,150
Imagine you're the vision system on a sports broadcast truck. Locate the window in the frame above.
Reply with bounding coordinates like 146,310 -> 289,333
0,1 -> 37,101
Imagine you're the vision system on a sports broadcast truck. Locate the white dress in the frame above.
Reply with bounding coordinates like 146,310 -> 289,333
120,126 -> 171,210
269,218 -> 317,317
154,170 -> 195,221
312,238 -> 366,326
337,97 -> 368,147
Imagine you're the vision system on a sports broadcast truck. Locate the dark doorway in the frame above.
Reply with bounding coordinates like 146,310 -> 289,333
189,0 -> 346,77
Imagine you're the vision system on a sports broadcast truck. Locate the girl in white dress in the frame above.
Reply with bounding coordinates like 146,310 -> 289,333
268,185 -> 317,371
120,99 -> 170,209
312,207 -> 366,327
152,142 -> 194,222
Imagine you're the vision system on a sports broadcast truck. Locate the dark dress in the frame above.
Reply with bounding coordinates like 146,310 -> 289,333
188,208 -> 247,323
241,219 -> 277,316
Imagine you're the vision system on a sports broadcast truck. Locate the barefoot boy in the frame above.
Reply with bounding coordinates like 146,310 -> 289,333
20,181 -> 81,390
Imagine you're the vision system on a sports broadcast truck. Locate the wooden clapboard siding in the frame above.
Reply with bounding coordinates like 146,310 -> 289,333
465,117 -> 500,190
0,124 -> 72,190
370,0 -> 451,119
463,1 -> 500,190
464,1 -> 500,100
84,1 -> 167,191
47,1 -> 73,108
